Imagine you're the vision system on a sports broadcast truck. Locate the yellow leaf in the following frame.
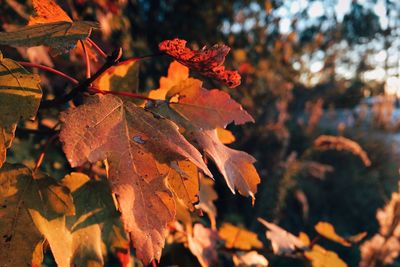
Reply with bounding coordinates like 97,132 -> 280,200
167,160 -> 200,211
217,128 -> 236,144
304,245 -> 348,267
0,52 -> 42,167
298,232 -> 310,246
197,175 -> 218,229
219,223 -> 263,250
315,222 -> 351,247
148,61 -> 189,100
94,59 -> 140,93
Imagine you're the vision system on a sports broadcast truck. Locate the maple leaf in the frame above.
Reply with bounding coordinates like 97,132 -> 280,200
219,223 -> 263,250
189,129 -> 260,201
188,224 -> 219,267
169,78 -> 254,129
0,22 -> 99,55
61,172 -> 120,266
59,95 -> 215,263
0,163 -> 75,267
149,60 -> 189,100
166,160 -> 200,211
0,52 -> 42,168
60,95 -> 210,176
0,0 -> 98,55
94,58 -> 140,94
159,38 -> 241,88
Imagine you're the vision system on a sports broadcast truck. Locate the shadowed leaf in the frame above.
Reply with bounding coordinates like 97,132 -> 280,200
0,52 -> 41,167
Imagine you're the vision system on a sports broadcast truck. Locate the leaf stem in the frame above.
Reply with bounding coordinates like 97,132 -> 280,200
18,62 -> 79,85
87,38 -> 108,59
119,53 -> 164,64
80,40 -> 91,79
151,259 -> 157,267
33,134 -> 59,173
40,48 -> 123,108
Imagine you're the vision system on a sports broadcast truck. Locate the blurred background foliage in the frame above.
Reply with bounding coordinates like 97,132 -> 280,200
3,0 -> 400,266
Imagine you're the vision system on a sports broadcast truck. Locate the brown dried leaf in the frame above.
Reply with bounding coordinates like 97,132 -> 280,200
159,38 -> 241,88
314,135 -> 371,167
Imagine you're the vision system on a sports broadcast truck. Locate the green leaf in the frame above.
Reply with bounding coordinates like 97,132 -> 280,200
0,52 -> 42,168
0,21 -> 99,54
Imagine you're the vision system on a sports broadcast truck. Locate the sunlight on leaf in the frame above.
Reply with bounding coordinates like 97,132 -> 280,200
219,223 -> 263,250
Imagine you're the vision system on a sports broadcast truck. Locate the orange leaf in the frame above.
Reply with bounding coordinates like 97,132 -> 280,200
59,95 -> 215,264
217,128 -> 236,144
219,223 -> 263,250
314,222 -> 351,247
170,78 -> 254,129
190,129 -> 260,201
304,245 -> 347,267
159,38 -> 241,88
28,0 -> 72,25
166,160 -> 200,211
148,61 -> 189,100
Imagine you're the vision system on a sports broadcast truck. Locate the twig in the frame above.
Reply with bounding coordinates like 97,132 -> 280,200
88,86 -> 157,101
33,134 -> 59,173
18,62 -> 79,85
40,48 -> 123,108
87,38 -> 108,59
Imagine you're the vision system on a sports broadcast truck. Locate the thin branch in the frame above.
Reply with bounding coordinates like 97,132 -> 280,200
33,134 -> 59,173
87,38 -> 108,59
80,40 -> 91,79
40,48 -> 123,108
117,53 -> 164,65
18,62 -> 79,85
88,86 -> 157,101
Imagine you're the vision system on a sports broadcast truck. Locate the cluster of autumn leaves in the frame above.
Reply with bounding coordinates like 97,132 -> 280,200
0,0 -> 394,266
